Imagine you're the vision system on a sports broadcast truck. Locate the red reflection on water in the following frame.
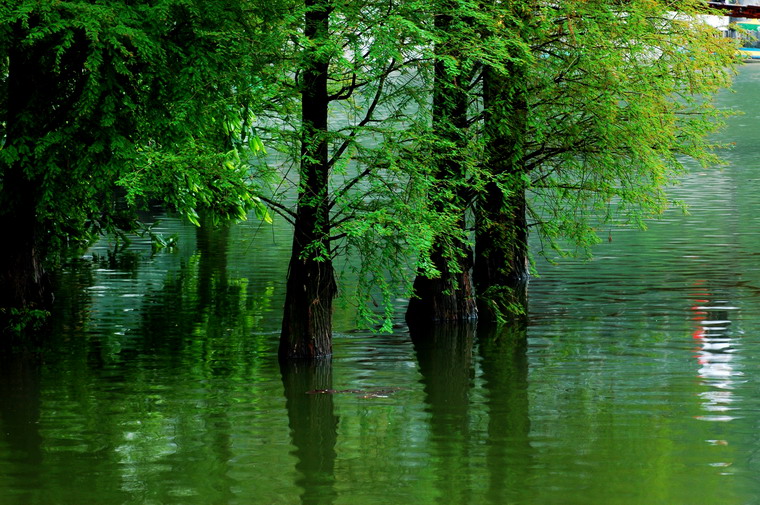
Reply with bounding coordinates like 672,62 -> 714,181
691,280 -> 710,342
689,280 -> 740,423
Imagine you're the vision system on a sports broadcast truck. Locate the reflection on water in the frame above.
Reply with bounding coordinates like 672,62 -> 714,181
477,323 -> 531,505
6,65 -> 760,504
0,351 -> 43,505
690,281 -> 743,423
281,360 -> 338,505
411,322 -> 476,505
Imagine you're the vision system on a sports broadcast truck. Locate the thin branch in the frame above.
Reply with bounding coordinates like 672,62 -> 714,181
327,71 -> 360,101
257,194 -> 297,222
327,58 -> 396,169
329,166 -> 373,210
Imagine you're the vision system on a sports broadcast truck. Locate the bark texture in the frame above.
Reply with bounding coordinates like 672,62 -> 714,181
407,5 -> 477,323
279,0 -> 336,359
474,64 -> 530,322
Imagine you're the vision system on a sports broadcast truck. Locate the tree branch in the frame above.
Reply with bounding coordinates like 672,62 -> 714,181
257,194 -> 296,223
327,58 -> 396,169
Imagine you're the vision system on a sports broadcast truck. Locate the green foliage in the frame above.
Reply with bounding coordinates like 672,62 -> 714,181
0,0 -> 739,329
0,0 -> 269,264
1,307 -> 50,337
506,0 -> 738,256
250,0 -> 444,330
249,0 -> 738,328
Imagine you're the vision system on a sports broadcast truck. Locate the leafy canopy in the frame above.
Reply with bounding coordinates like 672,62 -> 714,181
0,0 -> 270,259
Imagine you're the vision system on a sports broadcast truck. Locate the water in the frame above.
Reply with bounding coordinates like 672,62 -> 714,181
3,65 -> 760,504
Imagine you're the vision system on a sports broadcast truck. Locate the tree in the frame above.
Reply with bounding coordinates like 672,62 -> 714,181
491,0 -> 735,321
406,0 -> 479,323
0,0 -> 266,334
403,0 -> 534,323
253,0 -> 436,358
474,2 -> 534,321
407,0 -> 737,323
278,0 -> 336,359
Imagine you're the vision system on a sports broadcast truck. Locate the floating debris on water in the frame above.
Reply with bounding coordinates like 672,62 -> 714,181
306,387 -> 403,399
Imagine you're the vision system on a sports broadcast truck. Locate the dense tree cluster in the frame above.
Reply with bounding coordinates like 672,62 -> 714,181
0,0 -> 738,356
0,0 -> 274,329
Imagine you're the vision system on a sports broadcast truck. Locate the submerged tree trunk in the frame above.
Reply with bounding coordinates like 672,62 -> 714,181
474,64 -> 530,323
407,4 -> 477,323
280,0 -> 336,359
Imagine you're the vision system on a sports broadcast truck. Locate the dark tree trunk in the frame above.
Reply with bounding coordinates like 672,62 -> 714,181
474,64 -> 530,322
407,5 -> 477,323
474,179 -> 529,321
280,0 -> 336,359
0,175 -> 51,314
407,248 -> 477,322
0,24 -> 54,330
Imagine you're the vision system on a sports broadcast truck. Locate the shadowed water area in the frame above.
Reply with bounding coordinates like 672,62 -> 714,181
3,64 -> 760,504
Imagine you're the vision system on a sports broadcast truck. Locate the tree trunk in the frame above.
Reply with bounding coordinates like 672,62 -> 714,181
474,178 -> 529,321
0,24 -> 54,333
407,5 -> 477,323
280,0 -> 336,359
407,248 -> 477,322
474,63 -> 530,322
0,178 -> 51,316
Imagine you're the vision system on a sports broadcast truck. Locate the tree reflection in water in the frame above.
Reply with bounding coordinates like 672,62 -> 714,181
0,349 -> 43,503
280,359 -> 339,505
410,319 -> 532,504
411,321 -> 475,505
477,321 -> 531,505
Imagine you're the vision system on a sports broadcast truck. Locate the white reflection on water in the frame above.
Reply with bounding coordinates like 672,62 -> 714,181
690,282 -> 743,422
